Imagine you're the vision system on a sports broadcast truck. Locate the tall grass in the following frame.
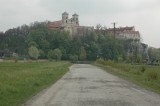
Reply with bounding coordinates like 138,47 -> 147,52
95,59 -> 160,93
0,61 -> 71,106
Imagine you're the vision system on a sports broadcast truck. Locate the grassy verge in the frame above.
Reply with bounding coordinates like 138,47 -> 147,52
94,60 -> 160,94
0,61 -> 72,106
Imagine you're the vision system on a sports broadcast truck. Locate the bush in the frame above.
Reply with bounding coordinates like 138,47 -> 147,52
28,46 -> 39,60
69,55 -> 78,63
96,59 -> 106,65
107,60 -> 115,66
140,66 -> 146,73
47,50 -> 54,61
12,53 -> 19,63
145,70 -> 159,81
52,48 -> 62,61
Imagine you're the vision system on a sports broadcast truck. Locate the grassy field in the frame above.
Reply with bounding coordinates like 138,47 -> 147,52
0,61 -> 71,106
95,60 -> 160,93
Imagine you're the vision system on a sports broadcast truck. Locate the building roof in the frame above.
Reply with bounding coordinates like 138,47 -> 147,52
107,26 -> 135,32
62,11 -> 68,15
72,13 -> 78,16
49,20 -> 62,29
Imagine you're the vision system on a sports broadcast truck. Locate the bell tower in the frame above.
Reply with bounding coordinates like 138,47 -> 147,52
72,13 -> 79,26
62,11 -> 69,25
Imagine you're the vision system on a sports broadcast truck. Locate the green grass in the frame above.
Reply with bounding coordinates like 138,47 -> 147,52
95,60 -> 160,93
0,61 -> 72,106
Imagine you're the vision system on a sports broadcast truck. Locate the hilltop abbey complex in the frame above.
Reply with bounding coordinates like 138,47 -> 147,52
49,12 -> 94,37
48,12 -> 149,61
49,11 -> 140,40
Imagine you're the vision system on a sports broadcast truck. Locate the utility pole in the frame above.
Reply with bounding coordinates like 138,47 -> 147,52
111,22 -> 117,39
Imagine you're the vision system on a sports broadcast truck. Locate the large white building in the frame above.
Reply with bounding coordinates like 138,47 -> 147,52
107,26 -> 141,40
49,12 -> 141,40
49,12 -> 94,36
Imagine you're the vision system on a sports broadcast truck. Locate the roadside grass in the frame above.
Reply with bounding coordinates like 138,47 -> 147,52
95,60 -> 160,93
0,61 -> 71,106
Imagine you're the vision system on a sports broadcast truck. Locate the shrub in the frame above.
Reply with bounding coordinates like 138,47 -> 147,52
47,50 -> 54,61
96,59 -> 106,65
52,48 -> 62,61
69,55 -> 78,63
106,60 -> 115,66
140,66 -> 146,73
12,53 -> 19,63
145,70 -> 159,81
28,46 -> 39,60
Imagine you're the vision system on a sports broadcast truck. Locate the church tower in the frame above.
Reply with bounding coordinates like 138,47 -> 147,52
72,13 -> 79,26
62,11 -> 69,26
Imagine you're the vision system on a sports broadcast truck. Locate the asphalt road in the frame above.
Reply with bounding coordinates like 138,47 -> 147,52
24,64 -> 160,106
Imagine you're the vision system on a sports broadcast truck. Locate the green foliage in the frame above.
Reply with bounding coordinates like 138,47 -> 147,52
28,41 -> 38,47
39,49 -> 45,59
47,50 -> 54,61
28,46 -> 39,60
148,47 -> 160,62
69,54 -> 78,63
95,61 -> 160,93
0,62 -> 71,106
0,21 -> 148,63
52,48 -> 62,61
145,70 -> 159,81
118,56 -> 123,63
12,53 -> 19,63
79,46 -> 86,61
140,66 -> 146,73
132,70 -> 141,75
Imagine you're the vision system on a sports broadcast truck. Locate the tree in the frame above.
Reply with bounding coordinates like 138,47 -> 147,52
148,47 -> 160,64
79,46 -> 86,61
69,54 -> 78,63
47,50 -> 54,61
96,24 -> 102,30
12,52 -> 19,63
28,46 -> 39,60
39,49 -> 45,59
53,48 -> 62,61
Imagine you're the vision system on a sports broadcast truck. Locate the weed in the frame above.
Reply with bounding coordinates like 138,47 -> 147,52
95,60 -> 160,93
133,70 -> 141,75
145,70 -> 159,81
140,66 -> 146,73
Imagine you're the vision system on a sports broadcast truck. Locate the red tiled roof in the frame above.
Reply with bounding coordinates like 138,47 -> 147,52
49,20 -> 62,29
107,26 -> 134,32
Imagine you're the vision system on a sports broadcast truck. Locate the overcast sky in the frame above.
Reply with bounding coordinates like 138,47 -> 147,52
0,0 -> 160,48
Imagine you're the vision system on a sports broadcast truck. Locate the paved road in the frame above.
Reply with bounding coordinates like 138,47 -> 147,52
24,64 -> 160,106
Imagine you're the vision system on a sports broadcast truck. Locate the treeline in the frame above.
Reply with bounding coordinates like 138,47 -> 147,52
0,21 -> 151,62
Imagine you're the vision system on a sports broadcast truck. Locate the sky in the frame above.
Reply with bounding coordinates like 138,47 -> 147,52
0,0 -> 160,48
